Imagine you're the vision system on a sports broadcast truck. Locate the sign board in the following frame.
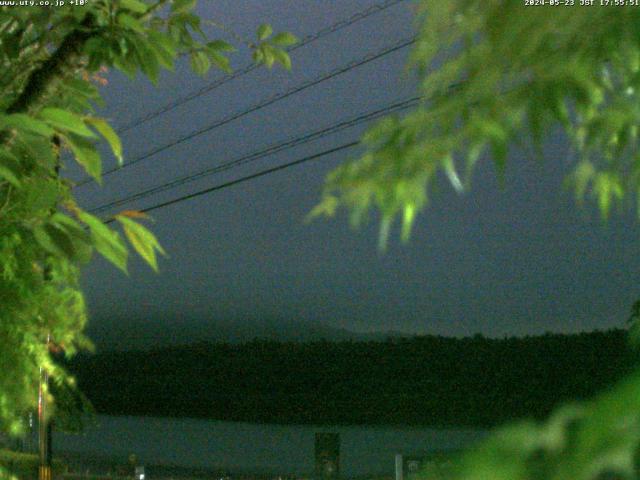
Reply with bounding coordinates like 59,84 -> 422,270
315,432 -> 340,480
395,454 -> 429,480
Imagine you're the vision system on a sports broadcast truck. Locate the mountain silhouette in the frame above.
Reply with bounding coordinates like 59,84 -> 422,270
87,314 -> 407,352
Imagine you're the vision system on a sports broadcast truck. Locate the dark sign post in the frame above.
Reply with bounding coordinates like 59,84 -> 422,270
314,433 -> 340,480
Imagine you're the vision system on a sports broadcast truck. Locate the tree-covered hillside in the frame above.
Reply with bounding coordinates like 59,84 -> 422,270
68,329 -> 635,427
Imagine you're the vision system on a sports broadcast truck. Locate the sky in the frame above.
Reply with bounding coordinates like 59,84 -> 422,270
70,0 -> 640,347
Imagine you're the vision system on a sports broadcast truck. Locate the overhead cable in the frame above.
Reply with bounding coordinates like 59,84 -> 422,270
103,141 -> 360,223
90,96 -> 420,215
76,35 -> 416,188
116,0 -> 407,134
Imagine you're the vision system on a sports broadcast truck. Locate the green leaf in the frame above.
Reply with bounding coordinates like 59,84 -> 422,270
594,172 -> 623,219
149,43 -> 176,70
207,50 -> 231,73
271,47 -> 291,70
114,52 -> 140,79
63,134 -> 101,184
120,0 -> 148,13
252,48 -> 264,64
78,211 -> 128,273
51,213 -> 93,263
0,149 -> 21,187
21,177 -> 59,215
400,204 -> 416,243
15,132 -> 57,170
190,50 -> 210,75
0,164 -> 20,187
147,30 -> 177,70
260,45 -> 275,69
306,195 -> 338,222
148,30 -> 178,56
85,118 -> 123,166
116,216 -> 166,272
178,12 -> 203,36
39,108 -> 97,138
52,213 -> 88,237
257,23 -> 273,41
570,161 -> 595,202
33,225 -> 64,258
63,78 -> 99,100
206,39 -> 235,52
171,0 -> 196,14
442,155 -> 463,193
33,224 -> 76,260
0,113 -> 54,137
118,13 -> 145,33
270,32 -> 298,47
83,37 -> 110,71
131,36 -> 160,84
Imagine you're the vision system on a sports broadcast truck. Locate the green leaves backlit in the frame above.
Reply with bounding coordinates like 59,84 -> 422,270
116,214 -> 166,273
0,0 -> 297,435
270,32 -> 298,47
257,24 -> 273,42
78,211 -> 128,273
64,134 -> 102,184
120,0 -> 148,14
315,1 -> 640,246
39,108 -> 96,138
147,31 -> 177,71
86,117 -> 123,166
73,210 -> 166,274
190,50 -> 211,76
0,113 -> 54,137
252,24 -> 297,71
50,214 -> 93,264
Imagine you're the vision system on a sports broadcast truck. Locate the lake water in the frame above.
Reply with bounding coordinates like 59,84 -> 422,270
52,415 -> 487,477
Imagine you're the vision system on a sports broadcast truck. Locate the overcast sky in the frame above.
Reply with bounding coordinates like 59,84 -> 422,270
71,0 -> 640,346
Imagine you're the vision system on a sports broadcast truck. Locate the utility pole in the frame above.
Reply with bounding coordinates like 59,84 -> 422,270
38,333 -> 51,480
39,135 -> 60,480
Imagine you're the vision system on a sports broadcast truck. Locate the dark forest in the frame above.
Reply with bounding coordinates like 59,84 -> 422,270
67,329 -> 636,427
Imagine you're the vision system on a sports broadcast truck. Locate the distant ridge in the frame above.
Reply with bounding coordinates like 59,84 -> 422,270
69,328 -> 633,427
87,314 -> 408,352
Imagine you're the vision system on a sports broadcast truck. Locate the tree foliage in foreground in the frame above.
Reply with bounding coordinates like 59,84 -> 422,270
316,1 -> 640,247
315,1 -> 640,479
0,0 -> 295,448
4,1 -> 640,480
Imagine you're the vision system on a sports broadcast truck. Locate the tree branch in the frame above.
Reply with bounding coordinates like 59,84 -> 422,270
6,16 -> 96,115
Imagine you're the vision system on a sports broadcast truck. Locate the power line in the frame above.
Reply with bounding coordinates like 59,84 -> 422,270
116,0 -> 407,134
95,82 -> 465,222
103,141 -> 360,223
90,96 -> 420,215
75,35 -> 416,188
